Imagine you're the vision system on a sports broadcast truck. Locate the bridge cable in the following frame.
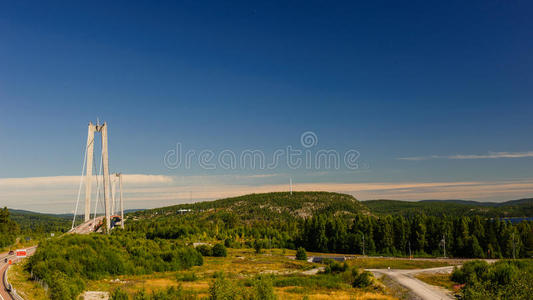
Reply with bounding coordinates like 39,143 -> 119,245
71,139 -> 90,230
93,150 -> 104,223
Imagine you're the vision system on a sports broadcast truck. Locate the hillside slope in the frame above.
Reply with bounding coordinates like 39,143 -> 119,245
364,198 -> 533,217
133,191 -> 368,221
9,209 -> 74,233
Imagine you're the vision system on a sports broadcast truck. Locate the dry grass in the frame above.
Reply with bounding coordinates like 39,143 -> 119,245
347,257 -> 456,270
276,288 -> 396,299
86,248 -> 396,299
12,248 -> 412,299
9,260 -> 48,300
415,273 -> 456,291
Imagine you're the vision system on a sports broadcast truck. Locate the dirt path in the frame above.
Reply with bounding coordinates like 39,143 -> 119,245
368,267 -> 455,300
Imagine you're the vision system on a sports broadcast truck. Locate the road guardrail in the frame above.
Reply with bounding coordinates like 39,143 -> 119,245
4,263 -> 24,300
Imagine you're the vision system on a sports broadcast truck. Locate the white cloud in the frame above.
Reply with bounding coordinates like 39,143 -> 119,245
398,151 -> 533,161
1,173 -> 533,213
0,174 -> 173,188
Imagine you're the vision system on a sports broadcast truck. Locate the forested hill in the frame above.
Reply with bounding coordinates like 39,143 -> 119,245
132,191 -> 368,221
364,198 -> 533,217
0,207 -> 19,247
9,209 -> 74,233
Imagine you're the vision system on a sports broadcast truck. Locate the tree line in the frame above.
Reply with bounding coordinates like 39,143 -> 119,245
298,214 -> 533,258
127,210 -> 533,259
0,207 -> 19,248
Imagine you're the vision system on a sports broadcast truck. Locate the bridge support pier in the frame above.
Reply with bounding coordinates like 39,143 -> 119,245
84,121 -> 112,232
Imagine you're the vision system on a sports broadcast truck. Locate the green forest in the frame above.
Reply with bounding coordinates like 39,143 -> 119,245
0,207 -> 19,248
9,209 -> 76,233
364,198 -> 533,217
128,192 -> 533,258
4,192 -> 533,299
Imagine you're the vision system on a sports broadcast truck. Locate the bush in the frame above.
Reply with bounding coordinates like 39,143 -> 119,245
296,247 -> 307,261
209,274 -> 236,300
452,260 -> 533,299
324,261 -> 348,274
254,240 -> 263,254
130,286 -> 198,300
178,271 -> 198,282
451,260 -> 489,284
196,244 -> 213,256
212,243 -> 228,257
253,276 -> 277,300
352,269 -> 373,288
111,288 -> 129,300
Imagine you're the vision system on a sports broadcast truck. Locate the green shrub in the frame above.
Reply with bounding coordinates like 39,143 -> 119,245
253,275 -> 277,300
352,269 -> 373,288
295,247 -> 307,261
196,244 -> 213,256
209,274 -> 236,300
451,260 -> 489,284
452,260 -> 533,299
323,260 -> 348,274
178,271 -> 198,282
212,243 -> 228,257
111,288 -> 129,300
254,240 -> 263,254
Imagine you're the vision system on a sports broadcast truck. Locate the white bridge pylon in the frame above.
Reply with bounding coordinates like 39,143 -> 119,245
71,121 -> 124,233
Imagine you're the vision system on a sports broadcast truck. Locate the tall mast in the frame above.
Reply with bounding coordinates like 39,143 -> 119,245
85,122 -> 96,222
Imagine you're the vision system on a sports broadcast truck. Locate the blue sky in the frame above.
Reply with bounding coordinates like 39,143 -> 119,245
1,1 -> 533,212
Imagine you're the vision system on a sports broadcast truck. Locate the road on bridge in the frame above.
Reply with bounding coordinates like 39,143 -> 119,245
69,216 -> 105,234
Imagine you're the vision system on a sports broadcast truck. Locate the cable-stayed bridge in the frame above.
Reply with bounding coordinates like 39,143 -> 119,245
69,121 -> 125,234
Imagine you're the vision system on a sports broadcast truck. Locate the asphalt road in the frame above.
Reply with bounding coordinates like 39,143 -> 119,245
69,216 -> 104,234
368,266 -> 455,300
0,247 -> 37,300
0,251 -> 16,300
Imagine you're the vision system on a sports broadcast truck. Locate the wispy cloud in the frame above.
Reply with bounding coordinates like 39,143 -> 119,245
1,173 -> 533,213
398,151 -> 533,161
0,174 -> 173,187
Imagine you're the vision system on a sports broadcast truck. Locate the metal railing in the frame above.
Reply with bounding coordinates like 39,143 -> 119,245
4,264 -> 24,300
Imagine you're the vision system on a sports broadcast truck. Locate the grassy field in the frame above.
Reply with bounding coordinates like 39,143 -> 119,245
414,273 -> 456,291
12,247 -> 464,299
347,257 -> 457,270
83,248 -> 396,299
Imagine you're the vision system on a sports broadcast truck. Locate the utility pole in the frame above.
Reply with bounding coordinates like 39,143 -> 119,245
408,241 -> 412,259
362,233 -> 365,256
443,234 -> 446,258
512,232 -> 516,259
289,178 -> 293,195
